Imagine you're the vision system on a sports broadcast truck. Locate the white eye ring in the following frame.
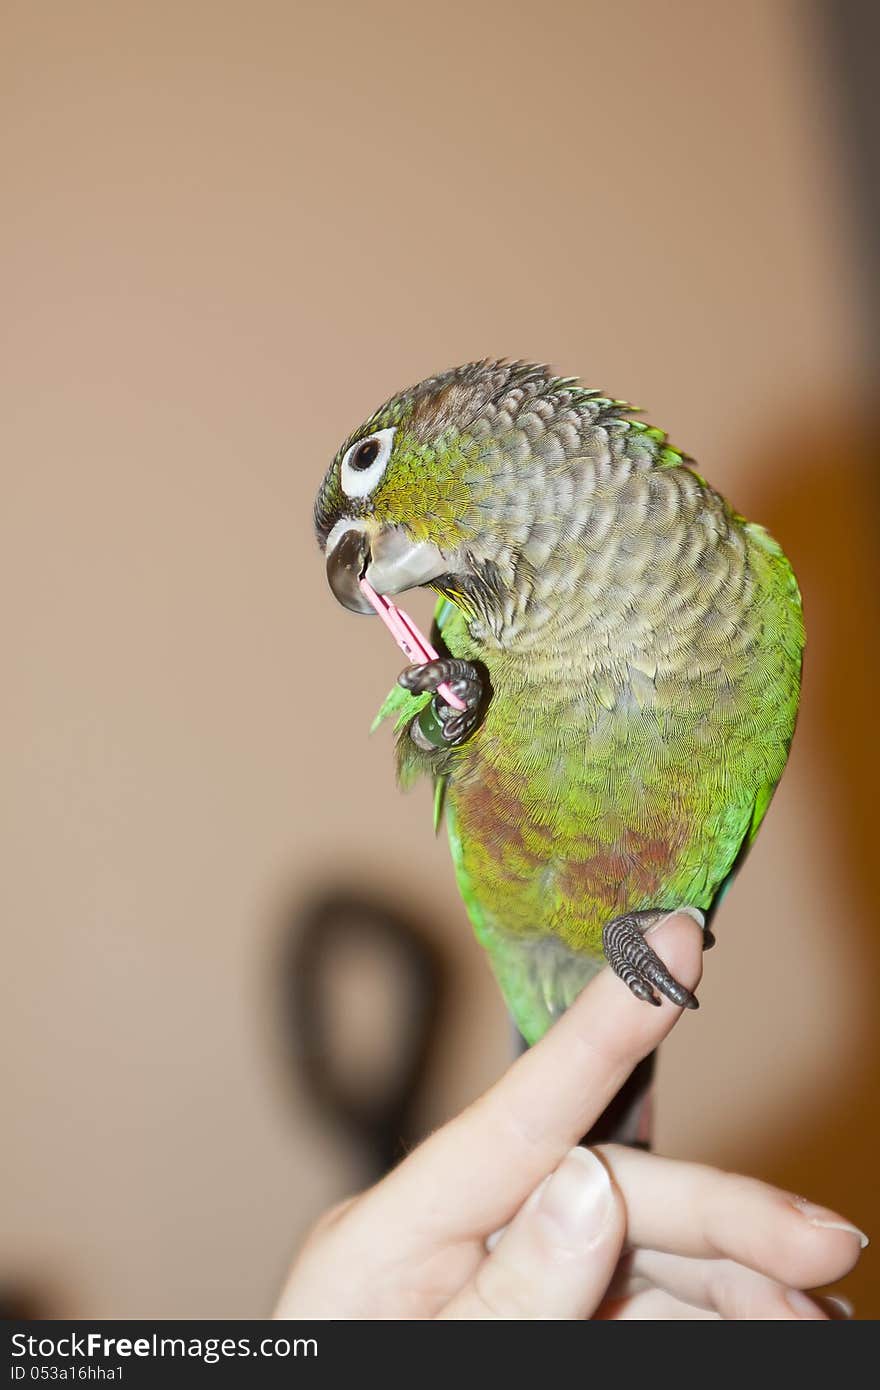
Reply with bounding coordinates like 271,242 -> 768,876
340,427 -> 396,499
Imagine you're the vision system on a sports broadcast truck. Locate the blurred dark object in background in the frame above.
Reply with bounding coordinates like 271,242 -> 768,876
280,892 -> 447,1179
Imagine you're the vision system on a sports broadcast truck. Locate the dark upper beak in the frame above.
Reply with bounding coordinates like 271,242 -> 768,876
325,529 -> 374,613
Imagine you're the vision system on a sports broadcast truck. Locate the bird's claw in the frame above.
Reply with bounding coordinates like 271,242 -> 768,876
603,910 -> 700,1010
399,657 -> 487,749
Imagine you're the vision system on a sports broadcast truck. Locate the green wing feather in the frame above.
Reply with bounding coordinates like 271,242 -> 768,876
370,682 -> 429,736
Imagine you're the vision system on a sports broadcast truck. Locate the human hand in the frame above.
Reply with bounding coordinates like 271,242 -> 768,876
275,914 -> 866,1319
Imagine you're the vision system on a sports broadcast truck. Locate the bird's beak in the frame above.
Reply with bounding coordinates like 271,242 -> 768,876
325,522 -> 447,614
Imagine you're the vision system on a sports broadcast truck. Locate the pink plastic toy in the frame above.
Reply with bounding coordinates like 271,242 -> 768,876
358,577 -> 467,712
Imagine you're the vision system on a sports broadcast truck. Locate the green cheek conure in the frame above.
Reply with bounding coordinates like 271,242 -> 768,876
314,361 -> 804,1045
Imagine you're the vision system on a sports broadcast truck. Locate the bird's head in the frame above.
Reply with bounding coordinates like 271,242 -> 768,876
314,359 -> 601,618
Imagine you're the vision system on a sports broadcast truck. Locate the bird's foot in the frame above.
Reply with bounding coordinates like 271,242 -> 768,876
602,908 -> 703,1010
399,657 -> 488,749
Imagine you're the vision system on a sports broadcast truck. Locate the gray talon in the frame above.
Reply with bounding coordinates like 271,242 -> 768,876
603,911 -> 699,1010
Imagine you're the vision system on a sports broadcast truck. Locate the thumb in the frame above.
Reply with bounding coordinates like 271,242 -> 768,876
439,1147 -> 625,1319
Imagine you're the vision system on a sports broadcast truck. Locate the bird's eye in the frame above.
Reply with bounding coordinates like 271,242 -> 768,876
351,439 -> 379,470
340,427 -> 396,499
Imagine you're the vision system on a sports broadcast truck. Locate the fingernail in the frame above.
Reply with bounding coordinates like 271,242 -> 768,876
646,907 -> 705,934
674,906 -> 705,928
785,1288 -> 828,1320
537,1147 -> 615,1245
823,1295 -> 854,1319
791,1196 -> 870,1249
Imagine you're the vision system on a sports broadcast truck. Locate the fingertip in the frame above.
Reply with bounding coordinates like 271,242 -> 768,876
790,1196 -> 869,1250
560,913 -> 705,1077
782,1197 -> 869,1283
734,1185 -> 869,1289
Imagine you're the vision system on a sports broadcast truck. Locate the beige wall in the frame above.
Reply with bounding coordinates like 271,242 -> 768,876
2,1 -> 877,1317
